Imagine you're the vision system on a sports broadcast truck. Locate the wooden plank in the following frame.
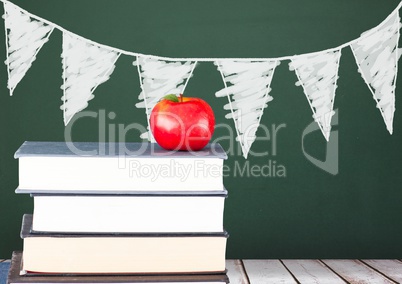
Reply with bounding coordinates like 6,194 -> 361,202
282,259 -> 346,284
243,259 -> 297,284
361,260 -> 402,283
322,259 -> 395,284
226,260 -> 249,284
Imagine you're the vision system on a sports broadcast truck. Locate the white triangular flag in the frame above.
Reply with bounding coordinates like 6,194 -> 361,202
61,33 -> 120,125
3,1 -> 54,95
135,57 -> 197,142
289,50 -> 341,141
350,11 -> 401,134
215,60 -> 279,158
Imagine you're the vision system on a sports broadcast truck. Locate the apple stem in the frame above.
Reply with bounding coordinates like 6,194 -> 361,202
179,93 -> 183,103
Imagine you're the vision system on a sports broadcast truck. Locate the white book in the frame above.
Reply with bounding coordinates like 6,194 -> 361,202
15,141 -> 227,193
30,192 -> 227,233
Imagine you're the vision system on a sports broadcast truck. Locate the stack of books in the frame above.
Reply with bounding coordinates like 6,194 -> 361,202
8,141 -> 229,284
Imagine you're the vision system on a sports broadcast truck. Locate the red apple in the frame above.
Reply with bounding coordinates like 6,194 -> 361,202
150,94 -> 215,151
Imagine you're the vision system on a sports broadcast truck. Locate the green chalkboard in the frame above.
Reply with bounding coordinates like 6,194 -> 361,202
1,0 -> 402,259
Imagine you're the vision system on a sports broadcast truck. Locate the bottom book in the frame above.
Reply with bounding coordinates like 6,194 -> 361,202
8,252 -> 229,284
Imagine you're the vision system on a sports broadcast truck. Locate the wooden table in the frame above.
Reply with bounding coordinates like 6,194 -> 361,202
226,259 -> 402,283
1,259 -> 402,283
